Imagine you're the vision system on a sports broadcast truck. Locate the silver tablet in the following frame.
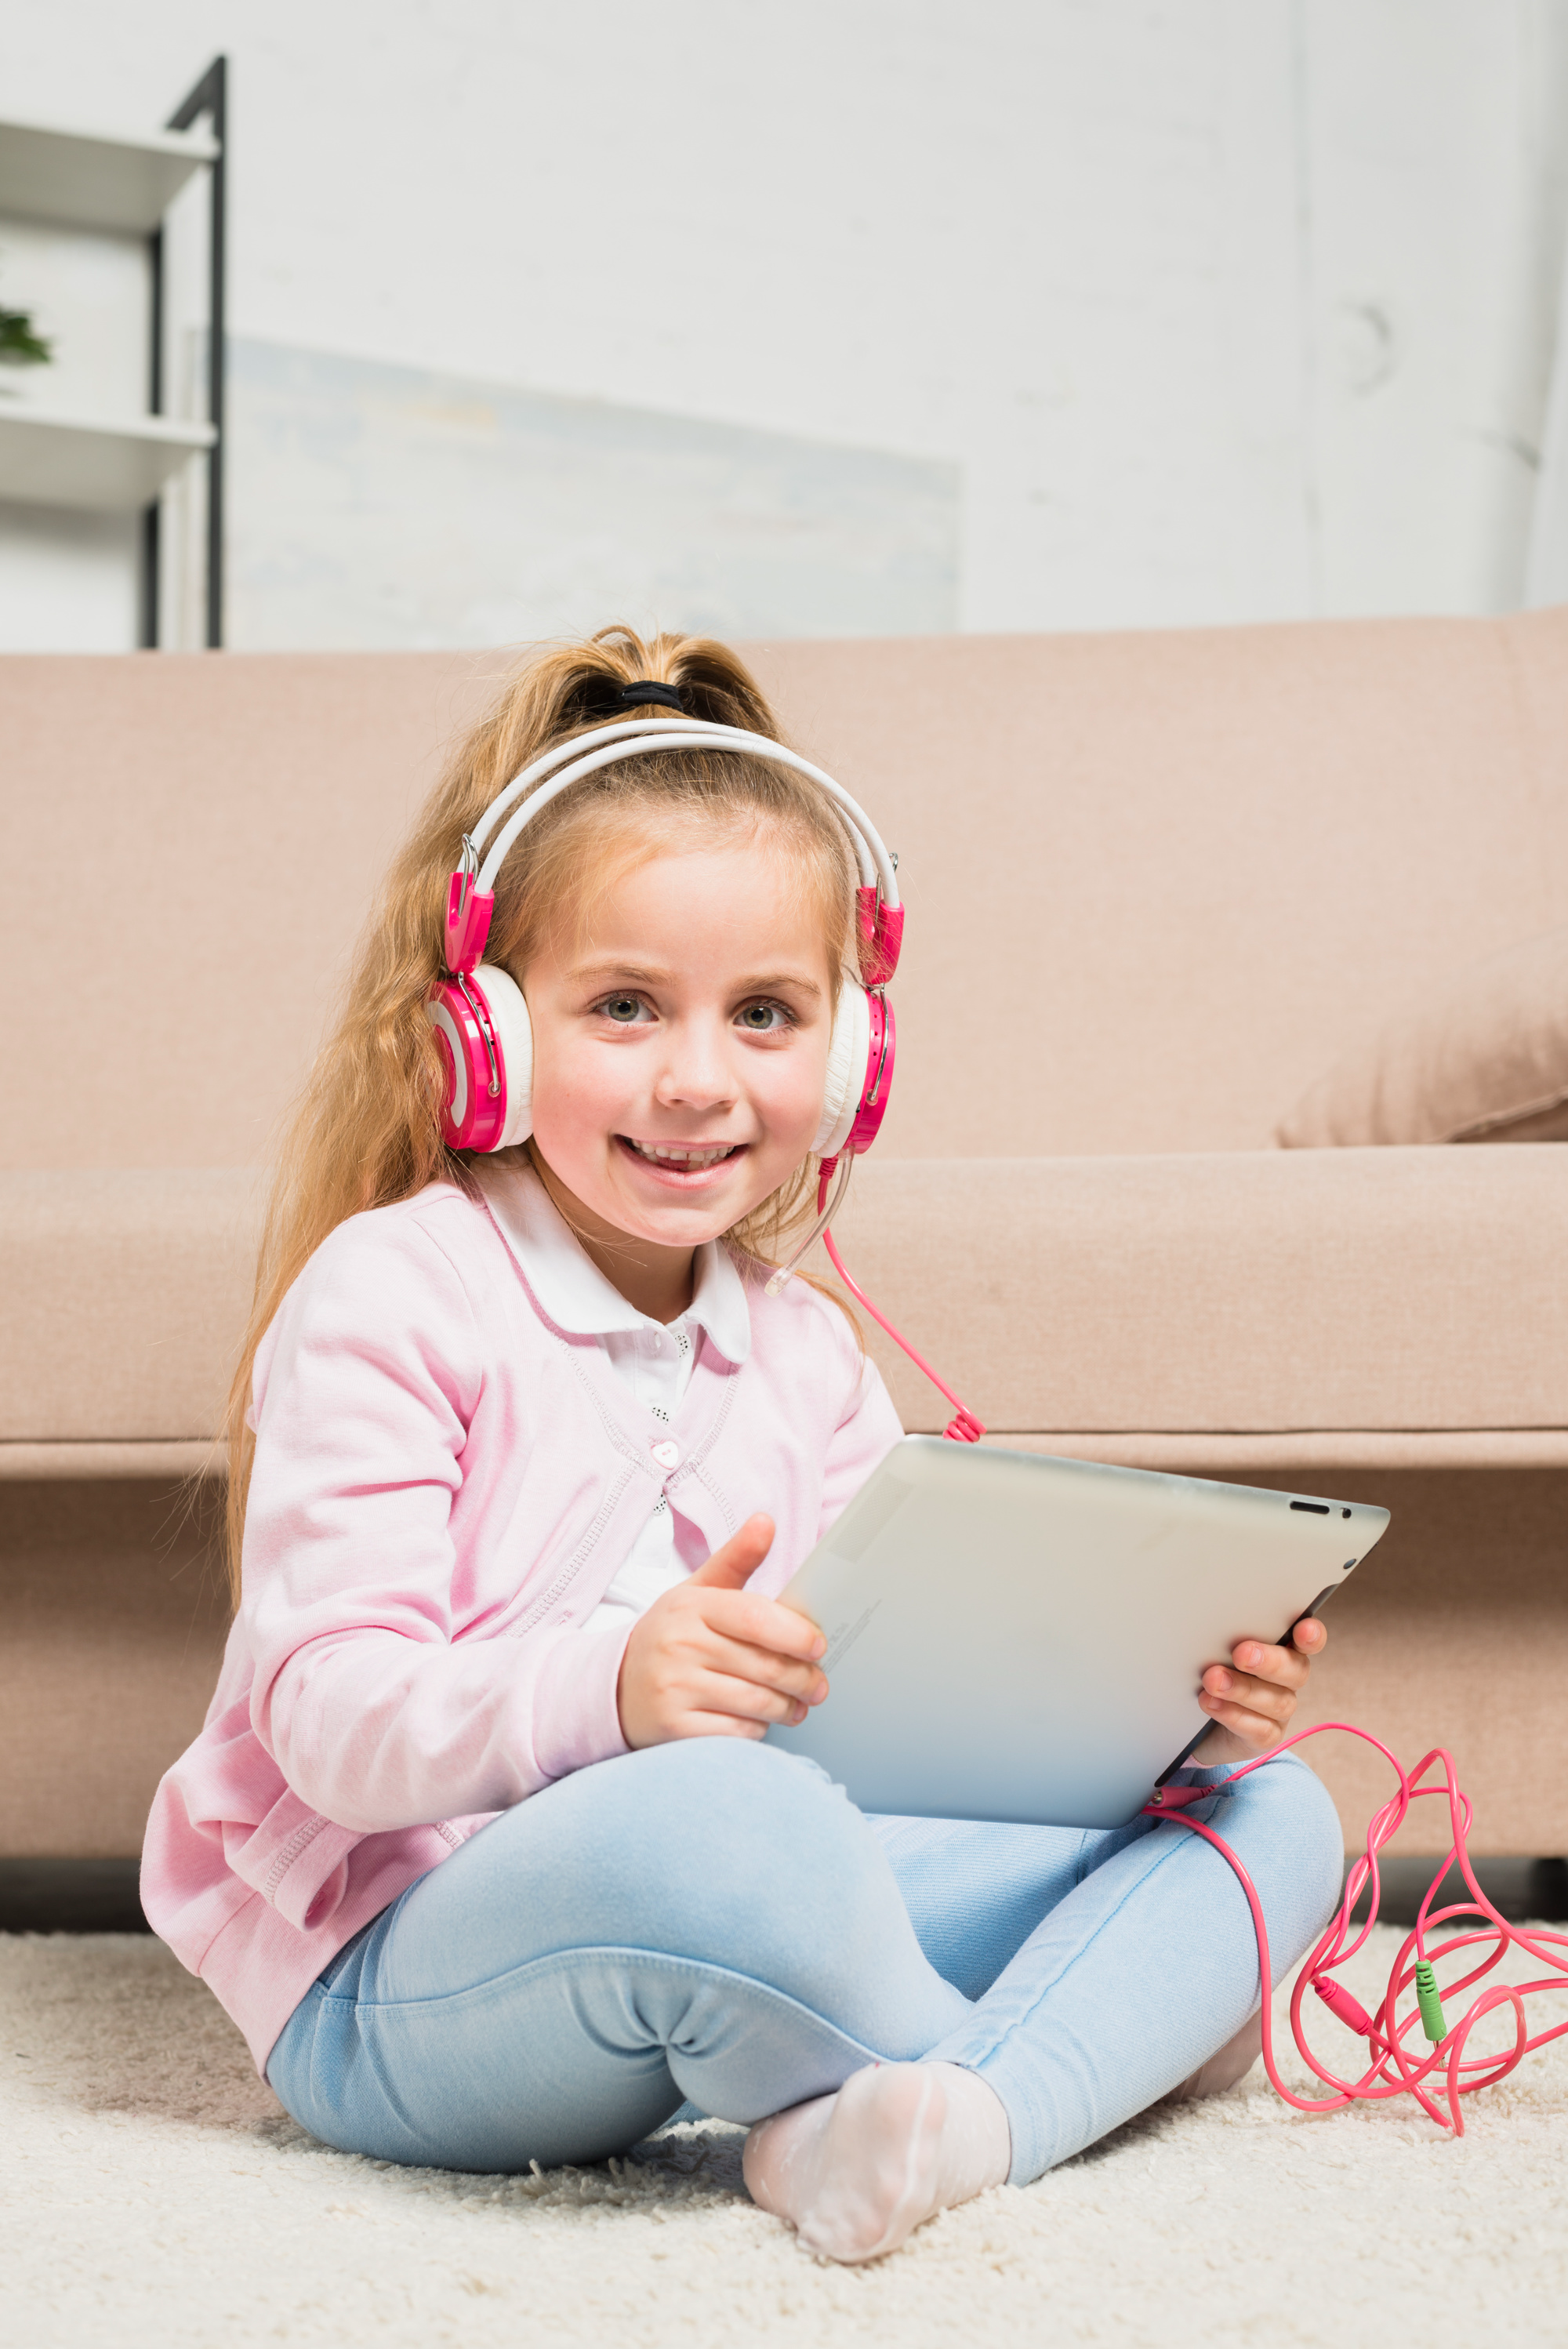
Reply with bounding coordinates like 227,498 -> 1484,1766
766,1437 -> 1389,1828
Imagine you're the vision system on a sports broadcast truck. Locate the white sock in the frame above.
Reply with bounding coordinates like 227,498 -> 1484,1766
742,2062 -> 1011,2264
1165,2010 -> 1263,2103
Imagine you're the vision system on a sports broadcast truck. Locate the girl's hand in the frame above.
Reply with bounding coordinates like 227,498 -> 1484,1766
617,1514 -> 829,1749
1189,1615 -> 1327,1766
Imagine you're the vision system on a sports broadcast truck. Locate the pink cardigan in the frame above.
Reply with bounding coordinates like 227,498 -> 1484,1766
140,1172 -> 902,2070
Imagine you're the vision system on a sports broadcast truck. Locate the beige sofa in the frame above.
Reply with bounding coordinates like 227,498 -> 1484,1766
4,617 -> 1566,1865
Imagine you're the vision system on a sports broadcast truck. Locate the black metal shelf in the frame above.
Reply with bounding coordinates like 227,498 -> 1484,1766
145,56 -> 227,649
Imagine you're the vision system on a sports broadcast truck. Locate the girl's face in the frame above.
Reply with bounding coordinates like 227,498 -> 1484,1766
523,837 -> 837,1274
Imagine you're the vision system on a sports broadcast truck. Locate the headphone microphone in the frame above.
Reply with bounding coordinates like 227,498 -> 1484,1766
428,711 -> 982,1442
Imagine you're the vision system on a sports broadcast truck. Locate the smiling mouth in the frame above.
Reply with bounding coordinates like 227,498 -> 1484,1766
621,1138 -> 745,1170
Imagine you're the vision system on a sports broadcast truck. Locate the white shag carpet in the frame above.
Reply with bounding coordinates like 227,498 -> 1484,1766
3,1927 -> 1566,2348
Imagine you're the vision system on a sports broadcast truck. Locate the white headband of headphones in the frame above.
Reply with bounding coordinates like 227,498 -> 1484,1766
463,715 -> 902,908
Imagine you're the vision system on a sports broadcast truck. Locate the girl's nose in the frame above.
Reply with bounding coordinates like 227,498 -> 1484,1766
653,1019 -> 739,1112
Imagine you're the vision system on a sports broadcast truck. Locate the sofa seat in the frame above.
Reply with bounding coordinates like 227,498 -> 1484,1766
0,1171 -> 259,1473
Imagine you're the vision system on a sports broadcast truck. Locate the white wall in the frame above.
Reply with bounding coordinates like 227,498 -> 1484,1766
5,0 -> 1568,649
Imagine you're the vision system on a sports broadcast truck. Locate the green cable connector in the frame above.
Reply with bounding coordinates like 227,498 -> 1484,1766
1414,1959 -> 1449,2046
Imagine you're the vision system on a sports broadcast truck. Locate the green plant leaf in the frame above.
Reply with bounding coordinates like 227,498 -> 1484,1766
0,305 -> 53,367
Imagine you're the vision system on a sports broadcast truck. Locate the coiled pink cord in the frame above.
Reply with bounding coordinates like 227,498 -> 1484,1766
815,1163 -> 985,1443
1145,1723 -> 1568,2133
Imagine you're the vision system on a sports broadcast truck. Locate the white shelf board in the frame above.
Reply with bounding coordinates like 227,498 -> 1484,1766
0,116 -> 216,234
0,407 -> 215,510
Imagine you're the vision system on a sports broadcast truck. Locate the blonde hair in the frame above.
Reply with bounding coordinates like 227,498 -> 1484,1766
220,626 -> 863,1601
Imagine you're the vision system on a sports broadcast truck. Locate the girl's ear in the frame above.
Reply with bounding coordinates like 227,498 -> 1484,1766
430,964 -> 535,1152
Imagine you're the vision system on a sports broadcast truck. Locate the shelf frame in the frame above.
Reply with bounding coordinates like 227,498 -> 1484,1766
142,56 -> 227,651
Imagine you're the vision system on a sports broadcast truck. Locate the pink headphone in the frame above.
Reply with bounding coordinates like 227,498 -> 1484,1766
428,713 -> 904,1167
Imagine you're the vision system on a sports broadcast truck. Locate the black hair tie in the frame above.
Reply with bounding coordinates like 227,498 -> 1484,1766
619,681 -> 685,714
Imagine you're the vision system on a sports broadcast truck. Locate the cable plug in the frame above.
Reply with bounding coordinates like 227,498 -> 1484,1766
1312,1976 -> 1376,2037
1145,1784 -> 1210,1811
1414,1959 -> 1449,2046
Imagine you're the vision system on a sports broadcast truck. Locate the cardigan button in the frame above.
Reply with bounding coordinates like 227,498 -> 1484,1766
650,1439 -> 680,1470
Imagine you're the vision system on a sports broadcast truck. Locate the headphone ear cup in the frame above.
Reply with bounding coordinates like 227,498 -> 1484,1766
478,964 -> 534,1148
815,982 -> 872,1158
429,963 -> 535,1152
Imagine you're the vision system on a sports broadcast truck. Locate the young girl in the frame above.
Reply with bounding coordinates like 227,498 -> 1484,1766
143,627 -> 1341,2264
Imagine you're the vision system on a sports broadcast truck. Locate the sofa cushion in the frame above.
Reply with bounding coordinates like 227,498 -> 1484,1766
1277,928 -> 1568,1148
0,1171 -> 261,1447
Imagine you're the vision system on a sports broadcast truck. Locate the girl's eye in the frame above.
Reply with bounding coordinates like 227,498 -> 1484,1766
597,994 -> 653,1025
735,1000 -> 792,1033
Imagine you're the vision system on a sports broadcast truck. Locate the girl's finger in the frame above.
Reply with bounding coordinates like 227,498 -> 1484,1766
1225,1637 -> 1311,1688
1200,1664 -> 1294,1718
687,1514 -> 777,1592
652,1617 -> 825,1704
691,1669 -> 814,1727
1197,1691 -> 1287,1749
710,1589 -> 829,1662
706,1639 -> 827,1705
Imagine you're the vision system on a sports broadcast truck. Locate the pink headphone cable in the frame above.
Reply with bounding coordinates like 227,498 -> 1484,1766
804,1164 -> 1562,2123
802,1153 -> 1567,2125
814,1158 -> 985,1444
1146,1722 -> 1568,2132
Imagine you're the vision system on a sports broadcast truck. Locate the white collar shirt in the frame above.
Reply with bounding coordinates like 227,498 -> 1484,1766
477,1163 -> 751,1624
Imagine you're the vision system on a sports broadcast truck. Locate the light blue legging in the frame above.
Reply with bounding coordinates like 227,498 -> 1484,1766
266,1741 -> 1342,2185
